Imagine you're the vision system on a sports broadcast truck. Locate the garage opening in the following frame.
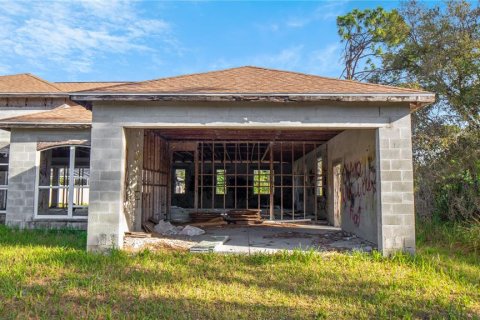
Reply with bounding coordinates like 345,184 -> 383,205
135,128 -> 342,223
124,128 -> 378,252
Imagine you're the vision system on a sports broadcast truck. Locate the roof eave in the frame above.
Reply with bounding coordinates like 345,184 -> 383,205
0,122 -> 91,130
0,93 -> 69,98
71,93 -> 436,105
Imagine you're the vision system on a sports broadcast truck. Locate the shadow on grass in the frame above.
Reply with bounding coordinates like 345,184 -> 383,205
0,252 -> 474,320
0,225 -> 86,250
0,246 -> 477,319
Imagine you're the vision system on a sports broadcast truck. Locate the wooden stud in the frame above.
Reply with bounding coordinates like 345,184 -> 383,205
194,142 -> 199,210
291,142 -> 295,221
269,142 -> 274,220
314,142 -> 318,221
280,142 -> 283,221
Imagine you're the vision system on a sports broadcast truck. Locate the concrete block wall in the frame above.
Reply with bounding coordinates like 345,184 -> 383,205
326,129 -> 378,244
87,123 -> 127,251
87,101 -> 416,254
5,129 -> 91,228
376,115 -> 416,254
0,97 -> 74,224
124,128 -> 144,231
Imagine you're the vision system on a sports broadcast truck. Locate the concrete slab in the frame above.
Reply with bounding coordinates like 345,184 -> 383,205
123,223 -> 376,254
201,225 -> 375,254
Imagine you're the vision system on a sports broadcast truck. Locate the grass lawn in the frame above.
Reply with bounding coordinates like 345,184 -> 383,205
0,224 -> 478,320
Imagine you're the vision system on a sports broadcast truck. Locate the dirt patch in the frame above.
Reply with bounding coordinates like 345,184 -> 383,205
124,236 -> 197,252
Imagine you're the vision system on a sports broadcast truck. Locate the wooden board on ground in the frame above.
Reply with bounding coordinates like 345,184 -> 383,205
188,217 -> 228,227
125,232 -> 152,238
189,236 -> 230,253
226,209 -> 262,224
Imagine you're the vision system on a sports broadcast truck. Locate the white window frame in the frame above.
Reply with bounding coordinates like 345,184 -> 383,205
34,145 -> 90,220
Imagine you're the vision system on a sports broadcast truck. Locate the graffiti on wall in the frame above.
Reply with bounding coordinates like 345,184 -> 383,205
342,154 -> 376,227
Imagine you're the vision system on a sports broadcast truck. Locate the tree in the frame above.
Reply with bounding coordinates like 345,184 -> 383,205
377,0 -> 480,221
336,7 -> 409,81
380,0 -> 480,128
337,1 -> 480,221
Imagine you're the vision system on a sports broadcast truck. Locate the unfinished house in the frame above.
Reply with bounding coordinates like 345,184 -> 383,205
0,67 -> 435,254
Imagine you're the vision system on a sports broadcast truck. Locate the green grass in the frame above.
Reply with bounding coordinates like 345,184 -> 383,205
0,225 -> 478,320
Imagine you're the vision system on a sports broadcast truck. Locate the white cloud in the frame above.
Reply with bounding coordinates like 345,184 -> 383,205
285,1 -> 348,29
308,43 -> 343,76
0,0 -> 175,74
251,46 -> 304,70
206,43 -> 342,78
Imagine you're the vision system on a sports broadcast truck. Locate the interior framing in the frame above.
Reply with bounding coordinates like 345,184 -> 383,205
138,128 -> 343,223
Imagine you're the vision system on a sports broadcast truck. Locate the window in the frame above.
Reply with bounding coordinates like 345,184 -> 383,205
253,170 -> 271,195
216,169 -> 226,195
316,157 -> 323,196
0,147 -> 9,213
174,169 -> 186,194
36,146 -> 90,218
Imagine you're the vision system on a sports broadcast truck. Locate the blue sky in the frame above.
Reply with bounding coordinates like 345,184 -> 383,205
0,0 -> 405,82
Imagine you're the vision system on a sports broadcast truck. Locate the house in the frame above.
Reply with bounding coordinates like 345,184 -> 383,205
0,66 -> 435,254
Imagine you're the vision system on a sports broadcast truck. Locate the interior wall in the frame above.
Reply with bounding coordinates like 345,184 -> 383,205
171,162 -> 195,208
326,129 -> 377,244
197,162 -> 280,211
293,144 -> 328,219
141,130 -> 169,224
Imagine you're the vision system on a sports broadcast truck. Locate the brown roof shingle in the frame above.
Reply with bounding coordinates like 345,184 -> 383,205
0,104 -> 91,128
0,73 -> 128,94
0,73 -> 63,93
81,66 -> 430,95
54,82 -> 128,92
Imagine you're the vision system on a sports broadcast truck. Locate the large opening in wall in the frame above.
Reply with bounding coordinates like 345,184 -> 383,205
36,146 -> 90,218
139,129 -> 342,223
125,128 -> 381,252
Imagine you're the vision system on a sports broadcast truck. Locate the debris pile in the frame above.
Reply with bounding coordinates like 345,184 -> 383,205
226,209 -> 263,225
154,220 -> 205,236
189,211 -> 223,223
188,211 -> 228,227
124,236 -> 197,252
170,206 -> 190,223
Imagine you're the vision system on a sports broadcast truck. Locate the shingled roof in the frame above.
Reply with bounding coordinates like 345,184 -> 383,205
54,82 -> 128,92
0,73 -> 63,93
0,104 -> 91,129
78,66 -> 431,95
0,73 -> 127,96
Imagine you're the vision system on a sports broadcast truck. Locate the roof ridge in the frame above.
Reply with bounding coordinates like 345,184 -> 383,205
23,73 -> 63,92
54,81 -> 128,84
79,65 -> 428,94
73,81 -> 136,93
85,66 -> 255,91
0,72 -> 30,78
241,66 -> 429,94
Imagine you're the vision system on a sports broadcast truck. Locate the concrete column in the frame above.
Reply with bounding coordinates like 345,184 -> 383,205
376,114 -> 416,254
124,128 -> 144,232
87,124 -> 127,251
5,137 -> 37,227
